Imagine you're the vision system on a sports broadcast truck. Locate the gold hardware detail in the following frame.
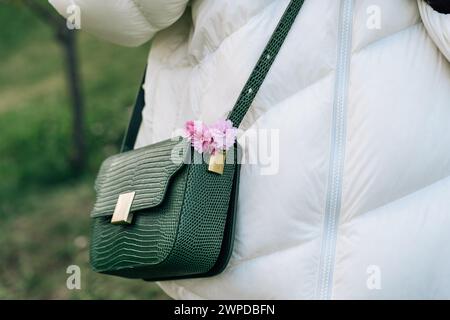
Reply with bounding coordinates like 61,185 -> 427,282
111,191 -> 136,225
208,151 -> 225,175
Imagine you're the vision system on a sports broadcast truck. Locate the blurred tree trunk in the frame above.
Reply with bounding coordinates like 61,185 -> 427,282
58,28 -> 86,174
11,0 -> 86,173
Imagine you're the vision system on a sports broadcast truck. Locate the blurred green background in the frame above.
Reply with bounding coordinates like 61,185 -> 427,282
0,2 -> 169,299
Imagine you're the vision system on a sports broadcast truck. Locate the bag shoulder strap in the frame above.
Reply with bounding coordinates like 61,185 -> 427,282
121,71 -> 147,152
227,0 -> 304,126
122,0 -> 304,152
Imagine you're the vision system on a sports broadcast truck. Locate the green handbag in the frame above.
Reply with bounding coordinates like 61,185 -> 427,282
89,0 -> 304,281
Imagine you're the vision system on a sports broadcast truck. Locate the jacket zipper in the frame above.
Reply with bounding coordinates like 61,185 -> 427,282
316,0 -> 354,300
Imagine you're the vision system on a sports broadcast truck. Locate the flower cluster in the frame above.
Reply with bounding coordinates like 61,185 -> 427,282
184,119 -> 238,155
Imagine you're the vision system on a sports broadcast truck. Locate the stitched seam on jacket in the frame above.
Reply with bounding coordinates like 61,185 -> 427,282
228,237 -> 317,267
190,1 -> 284,64
352,22 -> 421,55
190,1 -> 275,62
341,173 -> 450,226
129,0 -> 158,31
237,70 -> 334,130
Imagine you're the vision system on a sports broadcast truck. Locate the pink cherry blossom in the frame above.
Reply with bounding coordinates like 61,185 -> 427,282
184,121 -> 212,154
209,119 -> 238,154
184,119 -> 237,155
184,120 -> 196,139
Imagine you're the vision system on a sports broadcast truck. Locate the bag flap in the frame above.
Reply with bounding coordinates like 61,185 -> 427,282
91,137 -> 189,218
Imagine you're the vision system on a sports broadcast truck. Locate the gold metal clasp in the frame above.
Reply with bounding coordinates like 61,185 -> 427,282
111,191 -> 136,225
208,151 -> 225,175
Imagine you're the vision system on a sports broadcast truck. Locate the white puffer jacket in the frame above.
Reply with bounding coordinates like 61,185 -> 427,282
50,0 -> 450,299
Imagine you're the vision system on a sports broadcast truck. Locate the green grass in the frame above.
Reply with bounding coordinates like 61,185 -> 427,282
0,4 -> 169,299
0,180 -> 169,299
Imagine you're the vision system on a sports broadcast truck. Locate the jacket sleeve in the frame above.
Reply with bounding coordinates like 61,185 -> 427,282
48,0 -> 189,47
418,0 -> 450,61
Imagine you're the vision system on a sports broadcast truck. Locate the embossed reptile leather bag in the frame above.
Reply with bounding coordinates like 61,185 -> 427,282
89,0 -> 304,281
